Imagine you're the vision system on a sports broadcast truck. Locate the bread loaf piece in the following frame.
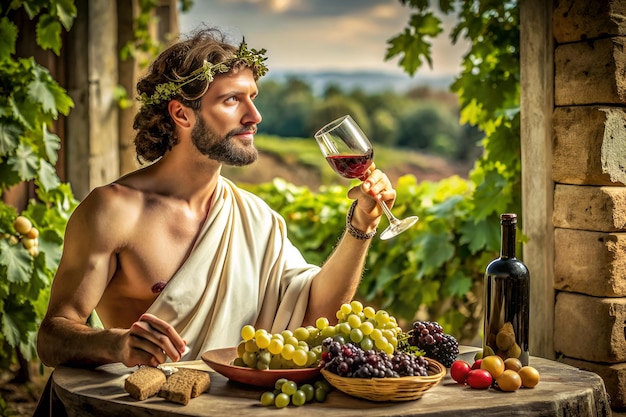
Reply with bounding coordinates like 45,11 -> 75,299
158,368 -> 211,405
124,366 -> 166,401
184,368 -> 211,397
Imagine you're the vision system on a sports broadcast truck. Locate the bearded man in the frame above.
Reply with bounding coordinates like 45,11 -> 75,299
37,27 -> 396,369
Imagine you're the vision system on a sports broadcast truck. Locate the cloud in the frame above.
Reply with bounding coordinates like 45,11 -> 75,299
212,0 -> 403,17
180,1 -> 468,75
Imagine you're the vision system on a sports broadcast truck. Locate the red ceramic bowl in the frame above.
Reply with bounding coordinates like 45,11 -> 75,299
201,347 -> 321,387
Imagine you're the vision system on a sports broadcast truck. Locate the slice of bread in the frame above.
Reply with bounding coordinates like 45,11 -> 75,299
124,366 -> 167,401
158,368 -> 211,405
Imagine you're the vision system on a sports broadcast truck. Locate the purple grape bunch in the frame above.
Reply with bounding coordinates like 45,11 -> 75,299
321,337 -> 429,379
408,321 -> 459,368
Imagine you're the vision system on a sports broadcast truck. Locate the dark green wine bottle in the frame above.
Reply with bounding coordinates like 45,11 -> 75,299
483,213 -> 530,365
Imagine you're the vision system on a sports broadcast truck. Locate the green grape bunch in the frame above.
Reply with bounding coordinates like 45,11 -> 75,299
260,378 -> 332,408
233,300 -> 404,371
318,300 -> 403,355
234,325 -> 323,370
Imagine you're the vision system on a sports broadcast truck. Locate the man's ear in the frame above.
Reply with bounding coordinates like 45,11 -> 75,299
168,100 -> 194,129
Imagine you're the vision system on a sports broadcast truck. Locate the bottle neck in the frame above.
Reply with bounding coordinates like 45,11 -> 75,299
501,221 -> 517,259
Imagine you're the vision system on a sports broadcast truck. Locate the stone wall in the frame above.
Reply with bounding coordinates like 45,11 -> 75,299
551,0 -> 626,408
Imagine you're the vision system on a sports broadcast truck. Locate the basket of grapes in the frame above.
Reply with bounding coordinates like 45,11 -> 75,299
320,338 -> 446,402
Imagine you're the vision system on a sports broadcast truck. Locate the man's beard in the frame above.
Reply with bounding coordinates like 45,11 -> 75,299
190,116 -> 258,166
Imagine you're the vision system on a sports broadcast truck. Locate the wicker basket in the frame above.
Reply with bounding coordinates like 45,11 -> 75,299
320,358 -> 446,402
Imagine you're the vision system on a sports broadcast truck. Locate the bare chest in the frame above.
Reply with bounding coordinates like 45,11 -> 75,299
98,210 -> 207,326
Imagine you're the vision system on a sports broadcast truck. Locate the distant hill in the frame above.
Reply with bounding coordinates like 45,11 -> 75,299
264,69 -> 455,95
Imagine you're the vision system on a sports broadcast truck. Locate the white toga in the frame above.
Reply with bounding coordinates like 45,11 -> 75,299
145,177 -> 320,360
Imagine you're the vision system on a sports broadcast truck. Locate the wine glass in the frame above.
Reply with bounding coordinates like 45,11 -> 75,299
314,115 -> 418,240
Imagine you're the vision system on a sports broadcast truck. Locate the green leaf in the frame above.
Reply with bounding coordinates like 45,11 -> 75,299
415,231 -> 455,276
48,81 -> 74,116
36,229 -> 64,273
445,271 -> 473,297
386,29 -> 433,75
471,170 -> 513,219
42,124 -> 61,164
37,160 -> 61,191
1,301 -> 37,348
22,1 -> 43,19
19,330 -> 38,362
1,313 -> 21,348
9,95 -> 39,130
0,17 -> 17,62
410,12 -> 443,37
0,239 -> 33,284
0,161 -> 21,189
8,142 -> 39,181
54,0 -> 77,31
0,121 -> 22,157
36,14 -> 62,55
459,218 -> 499,254
28,66 -> 59,117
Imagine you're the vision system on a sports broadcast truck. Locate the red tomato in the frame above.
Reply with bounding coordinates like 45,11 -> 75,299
471,359 -> 483,370
466,369 -> 493,389
450,360 -> 472,384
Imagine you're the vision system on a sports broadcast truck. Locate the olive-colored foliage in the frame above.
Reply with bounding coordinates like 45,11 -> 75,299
387,0 -> 522,225
0,2 -> 79,373
0,0 -> 183,379
245,176 -> 498,341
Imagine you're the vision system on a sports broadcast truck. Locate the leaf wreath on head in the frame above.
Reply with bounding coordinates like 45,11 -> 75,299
138,39 -> 268,106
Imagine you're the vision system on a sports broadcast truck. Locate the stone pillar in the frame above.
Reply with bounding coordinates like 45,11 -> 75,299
551,0 -> 626,408
65,0 -> 120,199
521,0 -> 555,362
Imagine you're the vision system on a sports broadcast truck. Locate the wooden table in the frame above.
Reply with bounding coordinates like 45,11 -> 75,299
48,347 -> 611,416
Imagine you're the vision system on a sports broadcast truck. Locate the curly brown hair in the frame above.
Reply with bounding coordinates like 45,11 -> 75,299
133,27 -> 263,163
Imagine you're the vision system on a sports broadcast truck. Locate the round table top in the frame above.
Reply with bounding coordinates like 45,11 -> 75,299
50,346 -> 611,417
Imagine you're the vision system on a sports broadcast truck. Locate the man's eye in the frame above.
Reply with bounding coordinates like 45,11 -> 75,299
225,96 -> 238,103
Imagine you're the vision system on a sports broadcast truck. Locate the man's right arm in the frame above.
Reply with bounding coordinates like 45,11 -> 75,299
37,187 -> 134,368
36,187 -> 185,368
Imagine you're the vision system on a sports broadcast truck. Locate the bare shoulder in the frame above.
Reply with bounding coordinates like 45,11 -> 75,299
66,183 -> 146,245
80,183 -> 142,218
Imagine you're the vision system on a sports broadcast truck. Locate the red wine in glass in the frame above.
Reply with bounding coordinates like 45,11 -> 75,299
314,115 -> 418,240
325,150 -> 374,180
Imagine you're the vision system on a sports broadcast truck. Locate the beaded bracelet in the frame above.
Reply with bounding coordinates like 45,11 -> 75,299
345,200 -> 377,240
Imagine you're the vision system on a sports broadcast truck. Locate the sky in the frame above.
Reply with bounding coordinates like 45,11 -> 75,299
178,0 -> 469,77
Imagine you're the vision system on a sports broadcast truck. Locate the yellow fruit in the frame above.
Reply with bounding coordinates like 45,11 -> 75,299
21,237 -> 37,250
496,322 -> 516,351
237,341 -> 246,357
256,332 -> 271,349
481,355 -> 505,379
496,369 -> 522,392
241,325 -> 255,341
504,357 -> 523,372
518,366 -> 540,388
292,349 -> 308,367
506,342 -> 522,359
13,216 -> 32,235
350,300 -> 364,314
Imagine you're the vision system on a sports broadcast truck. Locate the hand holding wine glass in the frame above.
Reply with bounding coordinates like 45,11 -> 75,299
314,115 -> 418,240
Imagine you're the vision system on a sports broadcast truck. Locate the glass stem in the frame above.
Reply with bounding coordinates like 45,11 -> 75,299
378,200 -> 399,226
